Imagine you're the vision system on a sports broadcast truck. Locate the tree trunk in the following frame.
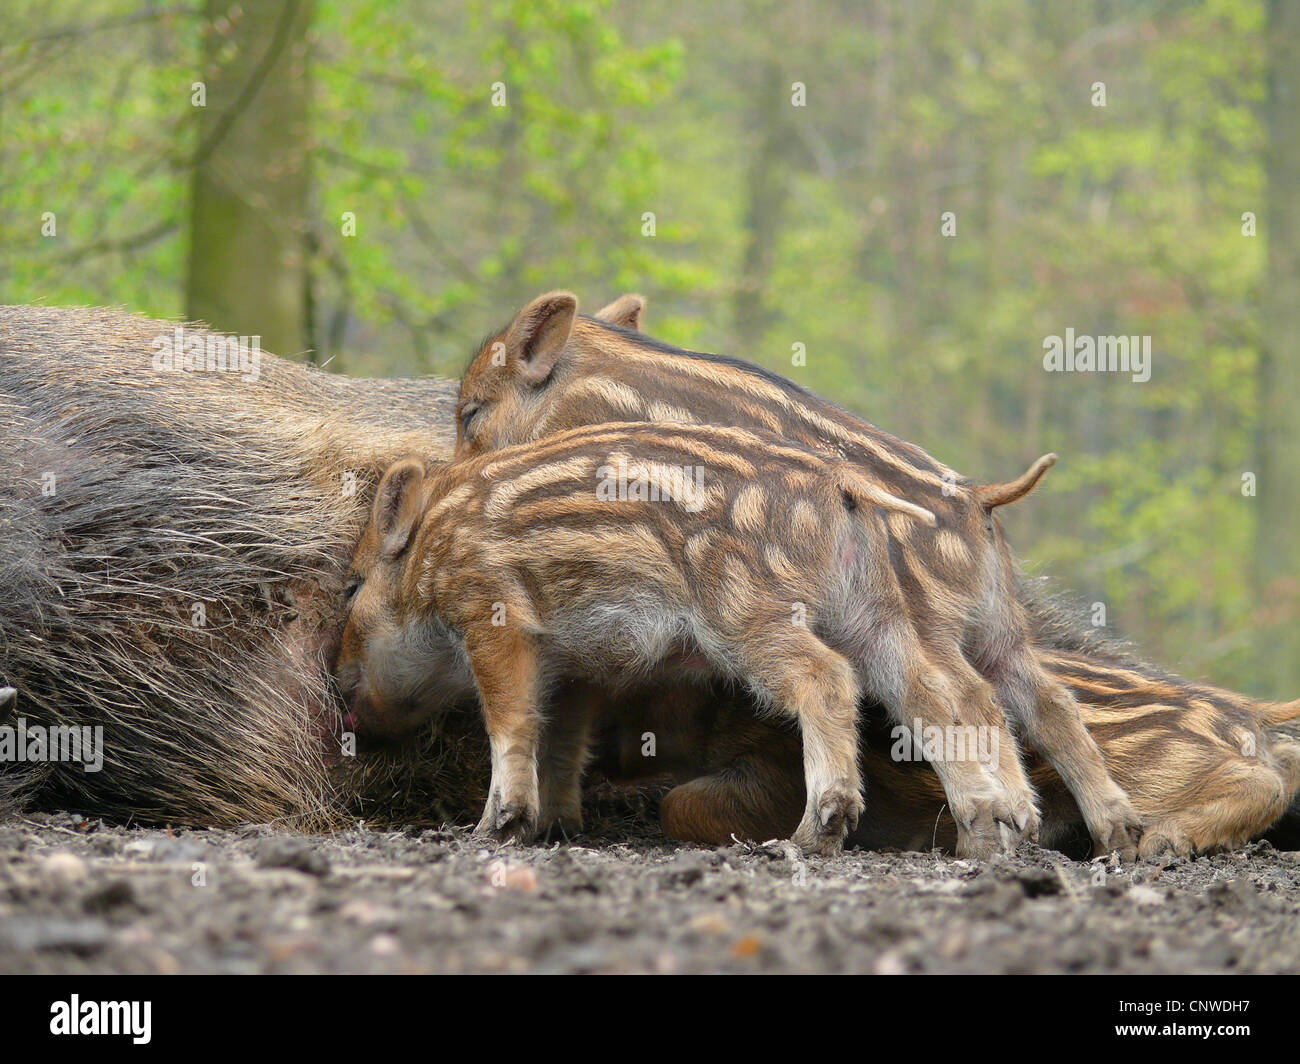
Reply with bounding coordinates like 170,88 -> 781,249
185,0 -> 313,359
733,61 -> 795,357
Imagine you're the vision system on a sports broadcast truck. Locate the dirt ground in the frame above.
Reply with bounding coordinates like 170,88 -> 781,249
3,800 -> 1300,975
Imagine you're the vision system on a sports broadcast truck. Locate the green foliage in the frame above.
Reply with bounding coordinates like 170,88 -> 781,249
0,0 -> 1282,692
0,1 -> 198,314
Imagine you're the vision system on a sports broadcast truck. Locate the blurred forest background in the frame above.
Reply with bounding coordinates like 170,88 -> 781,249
0,0 -> 1297,698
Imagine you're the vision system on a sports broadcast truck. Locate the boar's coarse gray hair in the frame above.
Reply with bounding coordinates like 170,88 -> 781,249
0,305 -> 486,828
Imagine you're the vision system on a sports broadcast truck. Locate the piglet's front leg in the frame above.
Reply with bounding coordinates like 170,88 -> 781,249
466,626 -> 543,844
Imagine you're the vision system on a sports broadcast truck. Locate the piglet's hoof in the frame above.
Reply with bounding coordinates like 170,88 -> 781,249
791,783 -> 863,857
474,798 -> 538,845
954,805 -> 1003,860
1090,799 -> 1144,863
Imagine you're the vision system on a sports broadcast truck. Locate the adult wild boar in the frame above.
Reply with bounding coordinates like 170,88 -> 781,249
0,305 -> 481,827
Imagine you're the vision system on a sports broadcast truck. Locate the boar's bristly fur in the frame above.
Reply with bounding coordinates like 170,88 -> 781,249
0,305 -> 486,827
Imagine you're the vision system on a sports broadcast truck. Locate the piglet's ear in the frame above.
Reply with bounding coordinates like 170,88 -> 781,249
594,293 -> 645,331
507,291 -> 578,386
373,458 -> 426,559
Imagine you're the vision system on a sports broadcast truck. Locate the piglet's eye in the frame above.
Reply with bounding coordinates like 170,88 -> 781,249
343,579 -> 362,605
459,404 -> 481,438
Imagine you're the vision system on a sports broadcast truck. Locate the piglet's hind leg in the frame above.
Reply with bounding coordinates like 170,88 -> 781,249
739,626 -> 864,857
